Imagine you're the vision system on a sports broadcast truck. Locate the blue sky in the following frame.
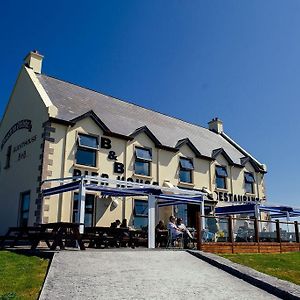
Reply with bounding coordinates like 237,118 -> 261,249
0,1 -> 299,206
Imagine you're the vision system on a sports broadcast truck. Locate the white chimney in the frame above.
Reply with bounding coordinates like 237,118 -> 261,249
208,117 -> 223,134
24,50 -> 44,74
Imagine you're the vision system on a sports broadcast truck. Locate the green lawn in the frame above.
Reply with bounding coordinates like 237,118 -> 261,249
0,251 -> 49,300
221,252 -> 300,285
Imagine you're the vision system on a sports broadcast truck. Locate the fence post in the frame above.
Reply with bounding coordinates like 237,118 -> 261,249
228,216 -> 234,253
275,219 -> 282,253
295,221 -> 299,244
254,217 -> 260,253
196,211 -> 202,250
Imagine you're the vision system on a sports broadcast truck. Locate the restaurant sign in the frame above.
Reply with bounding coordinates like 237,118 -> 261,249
1,119 -> 32,151
214,191 -> 262,203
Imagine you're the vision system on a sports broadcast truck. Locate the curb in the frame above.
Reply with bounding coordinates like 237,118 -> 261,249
187,250 -> 300,300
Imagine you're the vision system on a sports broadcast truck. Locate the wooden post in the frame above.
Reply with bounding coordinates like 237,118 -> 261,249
295,221 -> 299,243
254,217 -> 260,253
228,216 -> 234,253
196,211 -> 202,250
275,220 -> 282,253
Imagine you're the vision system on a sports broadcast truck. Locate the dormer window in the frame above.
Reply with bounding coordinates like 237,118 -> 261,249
179,157 -> 194,183
76,134 -> 98,167
216,166 -> 228,189
134,147 -> 152,176
245,172 -> 255,194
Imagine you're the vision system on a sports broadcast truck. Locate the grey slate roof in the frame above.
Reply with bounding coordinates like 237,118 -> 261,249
37,74 -> 263,168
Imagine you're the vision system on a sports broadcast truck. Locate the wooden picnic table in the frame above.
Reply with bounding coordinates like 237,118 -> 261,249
0,226 -> 42,248
82,227 -> 148,249
31,222 -> 85,250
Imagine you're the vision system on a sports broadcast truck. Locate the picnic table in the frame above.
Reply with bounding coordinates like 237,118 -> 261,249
31,222 -> 85,250
0,222 -> 85,250
82,227 -> 148,248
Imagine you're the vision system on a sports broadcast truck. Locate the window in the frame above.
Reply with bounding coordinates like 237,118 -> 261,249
245,172 -> 255,194
19,191 -> 30,227
179,157 -> 194,183
216,166 -> 228,189
76,134 -> 98,167
133,200 -> 148,229
72,193 -> 95,227
134,147 -> 152,176
4,145 -> 12,169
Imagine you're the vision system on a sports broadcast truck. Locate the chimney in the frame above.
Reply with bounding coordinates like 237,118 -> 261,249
208,117 -> 223,134
24,50 -> 44,74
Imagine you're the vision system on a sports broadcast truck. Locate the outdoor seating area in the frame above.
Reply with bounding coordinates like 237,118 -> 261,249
199,214 -> 300,253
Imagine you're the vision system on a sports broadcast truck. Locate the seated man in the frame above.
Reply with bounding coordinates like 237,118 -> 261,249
176,218 -> 193,248
167,216 -> 183,240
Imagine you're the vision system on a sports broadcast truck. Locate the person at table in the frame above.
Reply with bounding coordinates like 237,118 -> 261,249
167,215 -> 183,241
176,218 -> 193,248
155,220 -> 167,247
120,219 -> 128,228
115,219 -> 121,228
176,218 -> 193,239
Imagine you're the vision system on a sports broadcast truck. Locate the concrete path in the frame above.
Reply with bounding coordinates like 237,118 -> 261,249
40,250 -> 279,300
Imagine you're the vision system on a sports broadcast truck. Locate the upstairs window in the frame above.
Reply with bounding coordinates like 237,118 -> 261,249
179,157 -> 194,183
245,172 -> 255,194
134,147 -> 152,176
76,134 -> 98,167
216,166 -> 228,189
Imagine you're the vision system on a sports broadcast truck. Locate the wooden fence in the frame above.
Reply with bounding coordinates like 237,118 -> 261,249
195,213 -> 300,254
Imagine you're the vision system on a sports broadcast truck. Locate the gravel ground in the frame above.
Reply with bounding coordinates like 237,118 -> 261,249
39,250 -> 279,300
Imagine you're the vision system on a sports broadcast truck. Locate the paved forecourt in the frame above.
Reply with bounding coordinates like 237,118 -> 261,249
40,250 -> 279,300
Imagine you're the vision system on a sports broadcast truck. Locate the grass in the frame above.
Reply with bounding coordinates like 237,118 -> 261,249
221,252 -> 300,285
0,251 -> 49,300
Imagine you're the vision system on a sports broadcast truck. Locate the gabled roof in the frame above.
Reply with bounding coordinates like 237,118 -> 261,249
129,126 -> 162,146
212,148 -> 235,166
36,74 -> 265,171
240,156 -> 265,173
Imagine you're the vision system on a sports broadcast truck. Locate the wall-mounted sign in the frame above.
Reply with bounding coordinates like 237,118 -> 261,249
1,119 -> 32,151
214,191 -> 261,203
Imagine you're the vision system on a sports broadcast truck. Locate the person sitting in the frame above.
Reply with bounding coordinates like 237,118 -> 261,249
167,216 -> 183,246
115,219 -> 121,228
120,219 -> 128,228
176,218 -> 193,248
155,220 -> 167,247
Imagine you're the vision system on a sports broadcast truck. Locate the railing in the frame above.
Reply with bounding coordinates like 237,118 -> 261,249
197,214 -> 300,245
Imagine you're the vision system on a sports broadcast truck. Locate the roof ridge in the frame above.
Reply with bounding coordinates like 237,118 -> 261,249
38,73 -> 212,132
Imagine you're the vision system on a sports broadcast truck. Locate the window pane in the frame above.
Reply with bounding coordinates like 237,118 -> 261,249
134,200 -> 148,216
216,176 -> 226,189
22,193 -> 30,211
78,134 -> 98,149
85,194 -> 94,209
216,166 -> 228,177
76,148 -> 96,167
135,161 -> 150,176
179,170 -> 192,183
135,147 -> 152,161
245,182 -> 254,194
245,172 -> 255,183
84,213 -> 93,227
73,211 -> 79,223
180,158 -> 194,170
134,216 -> 148,230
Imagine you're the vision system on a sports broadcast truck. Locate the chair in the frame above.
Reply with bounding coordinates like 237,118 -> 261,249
166,229 -> 184,249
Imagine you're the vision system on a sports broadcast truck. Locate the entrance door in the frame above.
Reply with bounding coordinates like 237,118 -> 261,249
72,193 -> 95,227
